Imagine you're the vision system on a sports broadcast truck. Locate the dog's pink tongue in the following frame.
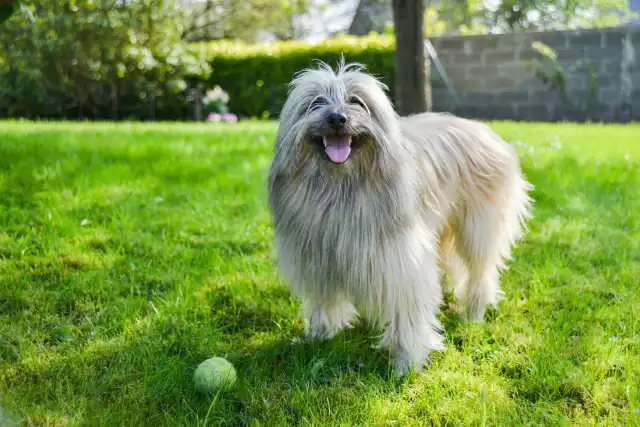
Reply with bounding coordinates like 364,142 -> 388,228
324,136 -> 351,163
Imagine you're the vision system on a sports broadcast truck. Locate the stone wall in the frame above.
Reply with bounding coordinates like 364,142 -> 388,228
429,26 -> 640,122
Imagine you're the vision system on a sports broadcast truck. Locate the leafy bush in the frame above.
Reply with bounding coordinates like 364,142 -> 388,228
1,11 -> 432,122
0,0 -> 210,120
192,33 -> 428,119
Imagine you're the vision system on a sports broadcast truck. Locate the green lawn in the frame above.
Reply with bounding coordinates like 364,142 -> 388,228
0,120 -> 639,426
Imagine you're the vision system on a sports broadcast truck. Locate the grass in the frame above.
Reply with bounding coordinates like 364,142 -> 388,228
0,119 -> 639,426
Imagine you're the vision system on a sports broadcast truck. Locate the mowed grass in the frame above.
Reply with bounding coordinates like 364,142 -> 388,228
0,119 -> 639,426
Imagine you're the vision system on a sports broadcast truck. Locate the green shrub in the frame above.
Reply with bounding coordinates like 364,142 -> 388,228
191,33 -> 438,119
1,17 -> 433,122
0,0 -> 210,120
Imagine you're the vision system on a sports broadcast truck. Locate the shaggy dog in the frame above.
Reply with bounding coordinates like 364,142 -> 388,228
267,60 -> 533,376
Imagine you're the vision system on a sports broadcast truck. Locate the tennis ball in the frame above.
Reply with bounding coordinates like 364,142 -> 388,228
193,357 -> 237,394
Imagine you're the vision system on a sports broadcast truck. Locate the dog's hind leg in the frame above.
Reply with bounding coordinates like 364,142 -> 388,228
439,225 -> 468,314
303,295 -> 359,340
455,179 -> 532,321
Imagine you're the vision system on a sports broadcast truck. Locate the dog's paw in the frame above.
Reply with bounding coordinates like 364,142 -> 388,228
465,300 -> 499,322
392,357 -> 413,378
464,307 -> 486,323
305,304 -> 356,340
465,290 -> 504,322
305,313 -> 339,341
305,325 -> 337,341
392,356 -> 428,379
390,350 -> 426,379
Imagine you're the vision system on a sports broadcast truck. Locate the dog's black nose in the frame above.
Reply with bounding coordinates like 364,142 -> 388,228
327,112 -> 347,129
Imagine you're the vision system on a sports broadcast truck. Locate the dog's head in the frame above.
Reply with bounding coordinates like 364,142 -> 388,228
271,59 -> 401,178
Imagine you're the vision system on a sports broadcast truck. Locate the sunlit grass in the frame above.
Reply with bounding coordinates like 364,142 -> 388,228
1,120 -> 639,426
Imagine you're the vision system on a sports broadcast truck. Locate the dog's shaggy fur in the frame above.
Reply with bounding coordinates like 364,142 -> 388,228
267,60 -> 533,376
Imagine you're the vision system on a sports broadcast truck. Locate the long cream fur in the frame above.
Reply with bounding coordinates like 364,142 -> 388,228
267,59 -> 534,376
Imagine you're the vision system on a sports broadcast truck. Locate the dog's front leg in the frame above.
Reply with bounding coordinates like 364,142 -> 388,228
376,249 -> 445,377
303,294 -> 359,340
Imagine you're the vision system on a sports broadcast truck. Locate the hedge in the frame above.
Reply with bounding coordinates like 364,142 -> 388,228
190,33 -> 440,120
1,30 -> 432,121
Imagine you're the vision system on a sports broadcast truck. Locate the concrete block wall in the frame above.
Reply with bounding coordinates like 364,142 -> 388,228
429,26 -> 640,122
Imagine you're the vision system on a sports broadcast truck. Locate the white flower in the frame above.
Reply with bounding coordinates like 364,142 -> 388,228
214,85 -> 229,103
203,85 -> 230,104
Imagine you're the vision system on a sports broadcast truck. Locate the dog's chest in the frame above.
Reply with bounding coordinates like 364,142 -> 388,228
273,175 -> 407,242
299,182 -> 400,250
272,176 -> 417,290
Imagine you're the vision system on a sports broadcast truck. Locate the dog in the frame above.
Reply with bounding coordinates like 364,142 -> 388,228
267,59 -> 533,376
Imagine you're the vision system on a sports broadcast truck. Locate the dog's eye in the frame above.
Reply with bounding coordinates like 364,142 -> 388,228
348,96 -> 367,110
307,97 -> 327,112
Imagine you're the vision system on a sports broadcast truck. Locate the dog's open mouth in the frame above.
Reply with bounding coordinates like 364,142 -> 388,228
312,135 -> 363,164
323,135 -> 352,163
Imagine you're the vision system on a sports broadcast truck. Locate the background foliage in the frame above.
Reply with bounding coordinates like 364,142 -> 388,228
377,0 -> 632,37
182,0 -> 336,42
191,34 -> 419,119
0,0 -> 635,121
1,16 -> 434,121
0,0 -> 210,120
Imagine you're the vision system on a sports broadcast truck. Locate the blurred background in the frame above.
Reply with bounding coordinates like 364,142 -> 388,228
0,0 -> 639,123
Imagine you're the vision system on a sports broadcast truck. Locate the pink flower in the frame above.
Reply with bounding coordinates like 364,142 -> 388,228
221,113 -> 238,123
207,112 -> 221,122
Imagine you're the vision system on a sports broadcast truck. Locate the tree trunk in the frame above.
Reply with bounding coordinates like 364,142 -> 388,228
348,0 -> 392,36
392,0 -> 428,116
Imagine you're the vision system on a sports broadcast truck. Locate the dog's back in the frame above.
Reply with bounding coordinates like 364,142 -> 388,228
399,111 -> 517,163
398,111 -> 524,199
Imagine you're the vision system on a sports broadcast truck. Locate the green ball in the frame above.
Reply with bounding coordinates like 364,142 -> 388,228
193,357 -> 237,394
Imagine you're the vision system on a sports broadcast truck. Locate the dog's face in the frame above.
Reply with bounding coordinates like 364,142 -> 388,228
272,61 -> 400,177
304,90 -> 370,165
